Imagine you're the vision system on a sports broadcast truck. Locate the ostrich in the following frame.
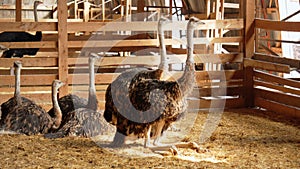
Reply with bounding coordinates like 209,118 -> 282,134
104,17 -> 170,145
47,52 -> 104,130
47,54 -> 104,126
45,54 -> 113,138
104,17 -> 204,154
0,61 -> 63,135
0,1 -> 43,58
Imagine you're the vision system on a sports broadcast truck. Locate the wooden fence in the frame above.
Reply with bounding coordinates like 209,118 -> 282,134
244,18 -> 300,118
0,15 -> 245,111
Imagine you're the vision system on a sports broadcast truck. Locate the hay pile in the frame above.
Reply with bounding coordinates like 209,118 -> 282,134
0,108 -> 299,168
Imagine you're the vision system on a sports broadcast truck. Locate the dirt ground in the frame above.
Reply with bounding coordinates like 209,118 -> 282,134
0,108 -> 299,169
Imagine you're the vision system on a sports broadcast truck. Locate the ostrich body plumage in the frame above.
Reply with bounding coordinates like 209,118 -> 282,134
104,17 -> 202,151
0,62 -> 63,135
45,54 -> 112,138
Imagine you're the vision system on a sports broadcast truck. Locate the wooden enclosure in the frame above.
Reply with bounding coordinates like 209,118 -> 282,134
0,0 -> 299,118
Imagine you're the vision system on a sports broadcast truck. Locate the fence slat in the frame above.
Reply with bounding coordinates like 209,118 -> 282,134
255,97 -> 300,118
254,88 -> 300,108
254,70 -> 300,88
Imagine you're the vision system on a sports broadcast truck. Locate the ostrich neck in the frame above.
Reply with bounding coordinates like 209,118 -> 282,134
34,3 -> 39,22
178,26 -> 195,95
87,59 -> 98,111
14,66 -> 22,104
157,25 -> 168,72
52,85 -> 62,129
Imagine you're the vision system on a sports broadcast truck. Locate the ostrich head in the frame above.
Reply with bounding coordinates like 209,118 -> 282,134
52,79 -> 65,91
187,16 -> 205,30
158,16 -> 171,29
14,60 -> 22,69
89,53 -> 102,63
34,1 -> 43,7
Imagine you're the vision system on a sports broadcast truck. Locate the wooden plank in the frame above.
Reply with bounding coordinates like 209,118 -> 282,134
195,70 -> 244,81
0,22 -> 57,31
0,58 -> 57,67
67,53 -> 243,66
67,19 -> 243,32
255,97 -> 300,119
192,86 -> 242,97
0,41 -> 57,49
57,0 -> 69,96
255,19 -> 300,32
253,53 -> 300,69
69,73 -> 119,85
67,70 -> 243,85
0,75 -> 56,86
188,97 -> 244,109
0,19 -> 243,32
244,58 -> 290,73
254,80 -> 300,96
254,88 -> 300,108
0,93 -> 53,105
254,70 -> 300,88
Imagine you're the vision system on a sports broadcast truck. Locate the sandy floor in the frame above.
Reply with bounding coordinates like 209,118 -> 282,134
0,108 -> 299,168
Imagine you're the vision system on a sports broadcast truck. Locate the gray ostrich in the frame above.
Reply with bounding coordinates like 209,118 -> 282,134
0,62 -> 63,135
104,17 -> 204,154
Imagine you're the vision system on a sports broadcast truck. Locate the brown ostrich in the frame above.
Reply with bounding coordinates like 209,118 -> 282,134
0,61 -> 63,135
104,17 -> 171,145
104,17 -> 204,154
45,54 -> 113,138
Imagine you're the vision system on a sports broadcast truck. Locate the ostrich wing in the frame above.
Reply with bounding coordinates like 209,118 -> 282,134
45,108 -> 113,138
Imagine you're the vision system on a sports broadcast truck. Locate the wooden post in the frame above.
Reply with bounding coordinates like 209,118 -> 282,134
137,0 -> 145,13
84,0 -> 90,22
243,0 -> 255,107
57,0 -> 69,97
16,0 -> 22,22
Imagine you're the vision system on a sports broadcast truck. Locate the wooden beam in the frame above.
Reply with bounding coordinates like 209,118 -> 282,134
16,0 -> 22,22
255,97 -> 300,119
253,53 -> 300,69
255,88 -> 300,108
254,70 -> 300,88
244,58 -> 291,73
243,0 -> 255,107
57,0 -> 69,96
255,19 -> 300,32
244,0 -> 255,58
0,22 -> 57,31
254,80 -> 300,96
0,19 -> 243,32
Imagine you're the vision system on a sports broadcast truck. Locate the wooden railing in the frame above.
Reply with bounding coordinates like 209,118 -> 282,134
244,18 -> 300,118
0,18 -> 244,111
